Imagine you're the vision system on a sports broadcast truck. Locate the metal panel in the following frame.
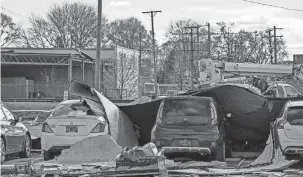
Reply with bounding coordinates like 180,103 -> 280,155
222,62 -> 293,75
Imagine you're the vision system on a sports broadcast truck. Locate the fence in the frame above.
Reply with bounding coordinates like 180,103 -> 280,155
104,88 -> 128,100
1,84 -> 134,101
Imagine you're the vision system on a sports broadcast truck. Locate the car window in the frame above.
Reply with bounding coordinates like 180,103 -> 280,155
162,98 -> 211,125
52,103 -> 93,117
286,106 -> 303,124
285,86 -> 299,97
0,109 -> 6,121
2,107 -> 15,121
277,86 -> 284,97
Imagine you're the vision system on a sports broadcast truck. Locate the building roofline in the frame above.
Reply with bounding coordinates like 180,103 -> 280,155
1,47 -> 116,51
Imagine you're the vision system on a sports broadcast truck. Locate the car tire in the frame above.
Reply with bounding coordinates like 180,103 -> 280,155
216,140 -> 226,162
1,137 -> 5,164
20,134 -> 31,158
43,150 -> 54,161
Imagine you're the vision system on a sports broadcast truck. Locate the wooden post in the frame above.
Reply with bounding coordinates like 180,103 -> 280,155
68,54 -> 73,99
82,59 -> 85,82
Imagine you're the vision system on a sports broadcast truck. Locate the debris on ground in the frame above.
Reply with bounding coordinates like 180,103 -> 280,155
115,142 -> 168,176
117,142 -> 159,158
54,135 -> 123,164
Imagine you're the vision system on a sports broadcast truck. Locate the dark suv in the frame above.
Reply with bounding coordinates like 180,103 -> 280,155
151,96 -> 225,161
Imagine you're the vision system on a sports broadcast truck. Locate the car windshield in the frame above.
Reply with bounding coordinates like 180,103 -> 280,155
286,106 -> 303,124
52,102 -> 95,117
161,98 -> 212,125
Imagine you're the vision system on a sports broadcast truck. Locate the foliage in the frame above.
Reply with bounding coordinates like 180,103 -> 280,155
0,13 -> 21,47
160,20 -> 289,86
107,17 -> 152,51
20,2 -> 109,48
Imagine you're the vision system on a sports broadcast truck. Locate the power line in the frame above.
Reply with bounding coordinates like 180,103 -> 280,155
1,7 -> 27,17
242,0 -> 303,12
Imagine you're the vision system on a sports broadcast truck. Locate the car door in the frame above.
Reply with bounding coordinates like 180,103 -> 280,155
1,107 -> 24,152
0,107 -> 18,153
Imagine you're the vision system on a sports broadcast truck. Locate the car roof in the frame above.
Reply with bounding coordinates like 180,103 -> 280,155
287,100 -> 303,107
164,96 -> 213,100
59,99 -> 81,105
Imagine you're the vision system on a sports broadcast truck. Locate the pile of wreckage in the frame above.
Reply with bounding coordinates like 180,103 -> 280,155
1,80 -> 303,177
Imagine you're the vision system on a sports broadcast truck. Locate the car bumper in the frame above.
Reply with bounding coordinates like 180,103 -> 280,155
162,147 -> 211,155
277,130 -> 303,155
41,132 -> 106,151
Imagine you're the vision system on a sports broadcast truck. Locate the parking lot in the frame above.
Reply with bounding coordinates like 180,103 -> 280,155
1,82 -> 303,177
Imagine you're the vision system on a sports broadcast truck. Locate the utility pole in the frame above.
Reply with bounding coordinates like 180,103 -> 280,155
207,22 -> 211,59
273,26 -> 283,64
95,0 -> 102,92
138,32 -> 142,99
267,30 -> 273,64
142,10 -> 162,98
274,26 -> 277,64
184,25 -> 200,90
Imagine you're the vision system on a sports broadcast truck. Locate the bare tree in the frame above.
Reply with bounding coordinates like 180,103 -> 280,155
159,20 -> 204,87
104,50 -> 138,99
39,67 -> 68,98
213,22 -> 288,63
20,2 -> 109,48
107,17 -> 152,50
1,13 -> 21,47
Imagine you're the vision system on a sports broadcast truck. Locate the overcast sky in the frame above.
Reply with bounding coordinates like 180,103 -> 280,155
2,0 -> 303,59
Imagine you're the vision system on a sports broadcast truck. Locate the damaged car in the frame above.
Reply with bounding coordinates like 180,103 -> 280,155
1,105 -> 31,164
150,96 -> 225,161
41,99 -> 109,160
274,100 -> 303,159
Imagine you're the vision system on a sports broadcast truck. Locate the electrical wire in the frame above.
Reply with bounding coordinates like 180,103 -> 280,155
242,0 -> 303,12
1,7 -> 27,17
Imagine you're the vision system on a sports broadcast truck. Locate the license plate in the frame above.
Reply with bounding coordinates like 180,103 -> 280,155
180,139 -> 191,147
66,125 -> 78,133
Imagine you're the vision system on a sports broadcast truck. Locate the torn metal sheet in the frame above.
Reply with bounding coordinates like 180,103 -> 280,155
118,85 -> 303,146
69,80 -> 138,148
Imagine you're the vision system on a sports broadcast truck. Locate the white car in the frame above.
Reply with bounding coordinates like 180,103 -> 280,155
265,83 -> 302,98
41,100 -> 109,160
274,100 -> 303,159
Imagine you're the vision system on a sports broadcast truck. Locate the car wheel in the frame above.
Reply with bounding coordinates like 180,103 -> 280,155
1,138 -> 5,164
20,134 -> 31,158
216,140 -> 226,162
43,150 -> 54,161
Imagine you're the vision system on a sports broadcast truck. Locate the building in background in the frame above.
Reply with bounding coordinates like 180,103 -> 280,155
1,47 -> 140,100
294,54 -> 303,64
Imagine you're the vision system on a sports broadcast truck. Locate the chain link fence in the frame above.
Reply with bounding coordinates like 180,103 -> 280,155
104,88 -> 128,100
1,84 -> 135,101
